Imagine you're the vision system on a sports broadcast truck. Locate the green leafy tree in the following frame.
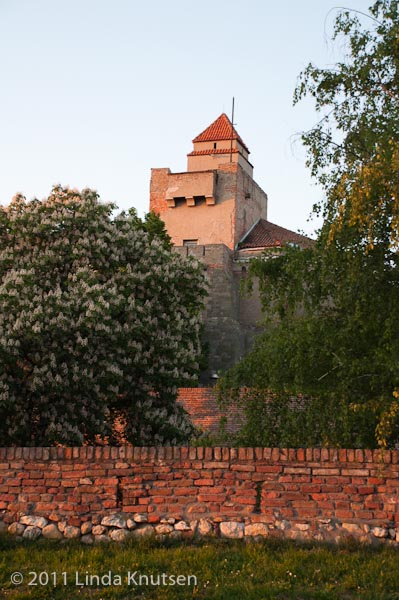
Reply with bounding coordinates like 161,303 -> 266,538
0,186 -> 206,446
294,0 -> 399,246
127,207 -> 172,248
219,0 -> 399,448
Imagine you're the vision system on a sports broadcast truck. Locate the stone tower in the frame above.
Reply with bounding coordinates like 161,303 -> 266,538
150,114 -> 311,379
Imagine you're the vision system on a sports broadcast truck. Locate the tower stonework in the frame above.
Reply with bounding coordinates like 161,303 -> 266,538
150,114 -> 311,379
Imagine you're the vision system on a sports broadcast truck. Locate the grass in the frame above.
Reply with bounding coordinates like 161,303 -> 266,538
1,534 -> 399,599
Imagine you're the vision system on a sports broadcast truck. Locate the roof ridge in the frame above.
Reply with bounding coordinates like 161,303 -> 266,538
238,219 -> 314,250
192,113 -> 249,152
260,219 -> 310,239
235,217 -> 261,250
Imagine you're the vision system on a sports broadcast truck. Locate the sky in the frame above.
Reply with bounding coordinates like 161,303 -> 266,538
0,0 -> 373,237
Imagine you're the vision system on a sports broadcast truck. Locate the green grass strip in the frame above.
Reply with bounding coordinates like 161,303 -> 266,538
1,535 -> 399,599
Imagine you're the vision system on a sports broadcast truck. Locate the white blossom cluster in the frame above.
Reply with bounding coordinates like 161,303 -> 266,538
0,186 -> 206,445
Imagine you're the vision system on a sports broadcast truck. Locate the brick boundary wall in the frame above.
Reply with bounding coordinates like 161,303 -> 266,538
0,446 -> 398,544
177,388 -> 242,436
177,388 -> 222,435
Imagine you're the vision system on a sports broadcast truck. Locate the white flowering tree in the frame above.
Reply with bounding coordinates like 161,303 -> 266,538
0,186 -> 206,446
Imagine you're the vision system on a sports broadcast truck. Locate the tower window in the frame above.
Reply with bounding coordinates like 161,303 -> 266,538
213,142 -> 217,149
183,239 -> 198,247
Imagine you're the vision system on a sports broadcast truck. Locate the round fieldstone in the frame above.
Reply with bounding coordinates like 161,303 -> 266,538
132,525 -> 154,538
196,519 -> 213,536
63,526 -> 81,539
372,527 -> 388,538
109,529 -> 130,542
244,523 -> 269,537
23,526 -> 42,540
81,522 -> 92,535
155,524 -> 174,535
42,524 -> 63,540
57,521 -> 67,533
341,523 -> 362,534
101,514 -> 127,529
8,522 -> 25,536
20,516 -> 48,529
92,525 -> 107,536
160,517 -> 176,525
220,521 -> 244,539
133,513 -> 148,523
174,520 -> 191,531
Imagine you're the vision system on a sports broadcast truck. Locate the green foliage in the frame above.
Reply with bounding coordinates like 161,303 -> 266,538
126,207 -> 173,248
218,386 -> 377,449
219,0 -> 399,448
294,0 -> 399,246
0,186 -> 207,446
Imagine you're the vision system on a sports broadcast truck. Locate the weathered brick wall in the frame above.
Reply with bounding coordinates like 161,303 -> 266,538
177,388 -> 242,436
149,167 -> 171,214
1,447 -> 399,543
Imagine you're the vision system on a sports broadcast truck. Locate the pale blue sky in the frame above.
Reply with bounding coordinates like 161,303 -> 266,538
0,0 -> 372,236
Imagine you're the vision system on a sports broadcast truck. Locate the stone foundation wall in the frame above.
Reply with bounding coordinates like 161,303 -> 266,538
1,447 -> 398,545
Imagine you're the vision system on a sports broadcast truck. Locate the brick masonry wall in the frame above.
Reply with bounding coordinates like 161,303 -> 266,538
177,388 -> 242,436
1,447 -> 399,544
149,168 -> 171,214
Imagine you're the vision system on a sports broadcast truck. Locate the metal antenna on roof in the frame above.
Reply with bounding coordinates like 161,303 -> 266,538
229,97 -> 235,163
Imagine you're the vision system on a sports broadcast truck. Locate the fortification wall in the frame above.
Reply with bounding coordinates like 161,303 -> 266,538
1,446 -> 398,544
175,244 -> 242,376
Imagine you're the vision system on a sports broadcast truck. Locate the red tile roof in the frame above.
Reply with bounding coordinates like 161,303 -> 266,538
192,113 -> 249,153
187,147 -> 239,157
238,219 -> 314,250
